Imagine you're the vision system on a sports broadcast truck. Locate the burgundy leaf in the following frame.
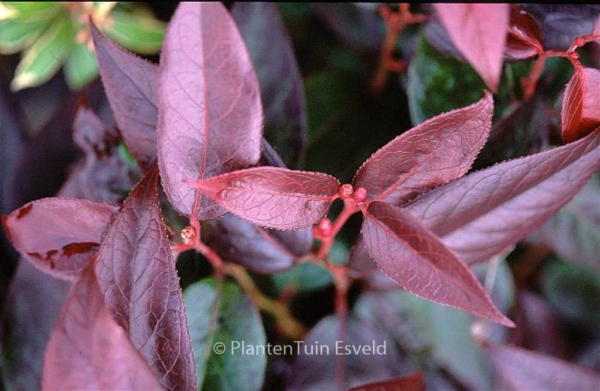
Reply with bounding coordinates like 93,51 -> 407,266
354,92 -> 493,205
188,167 -> 339,230
157,2 -> 262,221
406,128 -> 600,265
562,67 -> 600,143
434,4 -> 509,92
504,5 -> 544,61
202,213 -> 311,274
42,264 -> 163,390
57,105 -> 139,204
348,372 -> 425,391
200,140 -> 313,272
485,343 -> 600,390
95,166 -> 195,391
90,21 -> 158,171
3,197 -> 117,280
523,4 -> 600,50
232,2 -> 308,168
362,201 -> 514,327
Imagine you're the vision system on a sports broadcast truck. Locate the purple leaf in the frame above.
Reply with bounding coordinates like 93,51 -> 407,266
232,2 -> 308,168
157,2 -> 263,221
485,343 -> 600,390
42,264 -> 164,390
362,201 -> 514,327
90,21 -> 159,171
95,166 -> 195,391
434,4 -> 509,92
57,105 -> 140,204
3,197 -> 117,280
522,4 -> 600,50
1,261 -> 71,390
202,213 -> 311,274
188,166 -> 339,230
407,128 -> 600,265
354,92 -> 493,205
535,176 -> 600,272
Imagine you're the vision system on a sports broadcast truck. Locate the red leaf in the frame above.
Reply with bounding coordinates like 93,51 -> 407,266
407,128 -> 600,265
434,4 -> 509,92
348,372 -> 425,391
2,197 -> 117,280
157,2 -> 262,221
95,166 -> 195,390
485,343 -> 600,390
90,21 -> 158,171
362,201 -> 514,327
562,67 -> 600,143
42,264 -> 163,390
188,167 -> 339,230
354,92 -> 493,205
504,5 -> 544,60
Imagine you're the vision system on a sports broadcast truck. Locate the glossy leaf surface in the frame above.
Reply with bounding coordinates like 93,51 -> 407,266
157,2 -> 262,220
232,2 -> 308,168
3,197 -> 117,280
91,21 -> 158,171
185,278 -> 266,391
504,5 -> 544,60
189,167 -> 339,230
407,129 -> 600,265
42,264 -> 163,390
486,343 -> 600,390
362,201 -> 514,326
354,92 -> 493,205
95,167 -> 195,391
434,4 -> 509,92
561,67 -> 600,143
202,213 -> 310,274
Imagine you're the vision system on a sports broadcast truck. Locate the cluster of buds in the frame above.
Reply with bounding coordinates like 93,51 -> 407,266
338,184 -> 368,204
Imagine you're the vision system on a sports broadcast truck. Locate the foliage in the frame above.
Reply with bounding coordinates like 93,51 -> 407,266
0,1 -> 165,90
1,3 -> 600,390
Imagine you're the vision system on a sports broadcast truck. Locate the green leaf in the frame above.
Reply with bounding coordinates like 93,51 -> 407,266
354,290 -> 495,389
11,12 -> 75,91
184,278 -> 266,391
272,262 -> 333,294
64,41 -> 99,90
407,36 -> 487,125
0,18 -> 49,54
2,2 -> 59,16
103,9 -> 165,54
542,258 -> 600,329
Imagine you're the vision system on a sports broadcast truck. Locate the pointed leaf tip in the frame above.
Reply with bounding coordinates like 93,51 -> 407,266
363,201 -> 514,327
